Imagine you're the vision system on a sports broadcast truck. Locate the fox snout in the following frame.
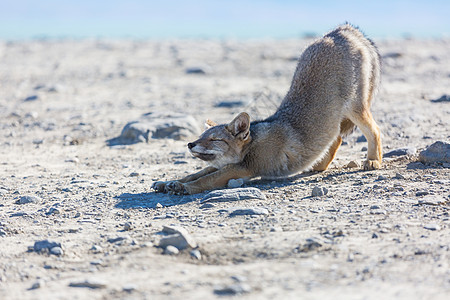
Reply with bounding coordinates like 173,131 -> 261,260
187,142 -> 196,149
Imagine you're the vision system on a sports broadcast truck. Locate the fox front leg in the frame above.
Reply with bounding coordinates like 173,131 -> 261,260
152,166 -> 217,194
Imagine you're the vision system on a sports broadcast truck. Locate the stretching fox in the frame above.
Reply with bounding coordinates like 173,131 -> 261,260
152,24 -> 382,195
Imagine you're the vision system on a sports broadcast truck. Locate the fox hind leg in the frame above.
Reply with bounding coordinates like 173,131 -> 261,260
312,136 -> 342,171
349,110 -> 382,170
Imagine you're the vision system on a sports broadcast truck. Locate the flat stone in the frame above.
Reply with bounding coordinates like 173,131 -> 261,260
107,112 -> 200,145
228,207 -> 269,216
107,236 -> 129,243
419,141 -> 450,164
384,147 -> 416,157
215,100 -> 245,108
69,279 -> 107,289
33,240 -> 61,253
200,187 -> 266,204
17,195 -> 41,204
159,226 -> 197,250
423,223 -> 441,231
214,283 -> 252,295
418,196 -> 447,205
24,95 -> 39,101
430,94 -> 450,103
356,135 -> 367,142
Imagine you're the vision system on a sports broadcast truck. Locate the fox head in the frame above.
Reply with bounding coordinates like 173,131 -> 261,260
188,112 -> 251,168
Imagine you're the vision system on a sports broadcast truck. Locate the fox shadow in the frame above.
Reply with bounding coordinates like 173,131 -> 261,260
114,192 -> 199,209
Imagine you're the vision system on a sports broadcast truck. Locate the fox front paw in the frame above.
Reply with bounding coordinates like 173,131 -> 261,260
151,181 -> 168,193
165,181 -> 188,195
363,159 -> 382,170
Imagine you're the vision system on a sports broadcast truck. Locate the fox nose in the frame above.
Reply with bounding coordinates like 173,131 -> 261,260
187,142 -> 195,149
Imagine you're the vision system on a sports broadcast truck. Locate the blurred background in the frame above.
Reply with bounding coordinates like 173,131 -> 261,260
0,0 -> 449,40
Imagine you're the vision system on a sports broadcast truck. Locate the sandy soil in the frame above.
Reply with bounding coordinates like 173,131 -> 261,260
0,37 -> 449,299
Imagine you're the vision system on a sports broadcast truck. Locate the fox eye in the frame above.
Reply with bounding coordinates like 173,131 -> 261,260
210,138 -> 222,142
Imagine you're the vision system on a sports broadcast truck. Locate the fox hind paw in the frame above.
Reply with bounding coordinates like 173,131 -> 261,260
363,159 -> 382,170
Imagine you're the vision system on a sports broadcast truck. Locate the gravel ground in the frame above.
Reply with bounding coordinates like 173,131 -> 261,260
0,37 -> 449,299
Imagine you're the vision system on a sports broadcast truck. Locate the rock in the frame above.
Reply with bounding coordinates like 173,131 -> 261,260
129,172 -> 139,177
200,187 -> 266,204
190,249 -> 202,260
215,100 -> 245,108
376,175 -> 388,181
24,95 -> 39,101
33,240 -> 62,254
185,66 -> 211,74
214,283 -> 252,295
295,238 -> 322,253
122,284 -> 137,292
0,229 -> 6,236
228,207 -> 269,216
356,135 -> 367,142
415,191 -> 429,196
30,280 -> 43,290
91,245 -> 103,253
50,246 -> 63,256
418,195 -> 447,205
419,141 -> 450,164
17,195 -> 41,204
199,203 -> 215,209
430,94 -> 450,103
107,112 -> 200,145
227,178 -> 244,188
159,226 -> 197,250
311,186 -> 328,197
123,222 -> 133,231
423,223 -> 441,231
384,147 -> 416,157
46,207 -> 60,215
107,236 -> 129,243
345,160 -> 360,168
164,245 -> 179,255
69,279 -> 107,289
394,173 -> 405,179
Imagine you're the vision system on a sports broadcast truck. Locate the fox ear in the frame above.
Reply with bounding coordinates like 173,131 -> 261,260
227,112 -> 250,140
204,119 -> 217,130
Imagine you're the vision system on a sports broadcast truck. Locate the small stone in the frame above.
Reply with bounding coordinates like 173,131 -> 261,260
46,207 -> 60,215
227,178 -> 244,188
215,100 -> 245,108
295,238 -> 322,253
65,157 -> 79,163
356,135 -> 367,142
69,279 -> 107,289
90,260 -> 103,266
24,95 -> 39,101
30,280 -> 43,290
0,229 -> 6,236
361,146 -> 368,151
394,173 -> 405,179
190,249 -> 202,260
376,175 -> 388,181
418,196 -> 447,205
214,283 -> 251,295
423,223 -> 441,231
345,160 -> 360,168
164,245 -> 179,255
383,147 -> 416,157
129,172 -> 139,177
311,186 -> 328,197
156,203 -> 163,208
228,207 -> 269,216
107,236 -> 129,243
430,94 -> 450,103
17,195 -> 41,204
372,233 -> 379,239
199,203 -> 215,209
50,246 -> 63,256
123,284 -> 137,292
159,226 -> 197,250
200,187 -> 266,204
123,222 -> 133,231
185,66 -> 210,74
415,191 -> 429,196
419,141 -> 450,164
370,205 -> 380,209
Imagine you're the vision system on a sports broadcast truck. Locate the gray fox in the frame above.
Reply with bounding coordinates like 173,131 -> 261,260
152,24 -> 382,195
